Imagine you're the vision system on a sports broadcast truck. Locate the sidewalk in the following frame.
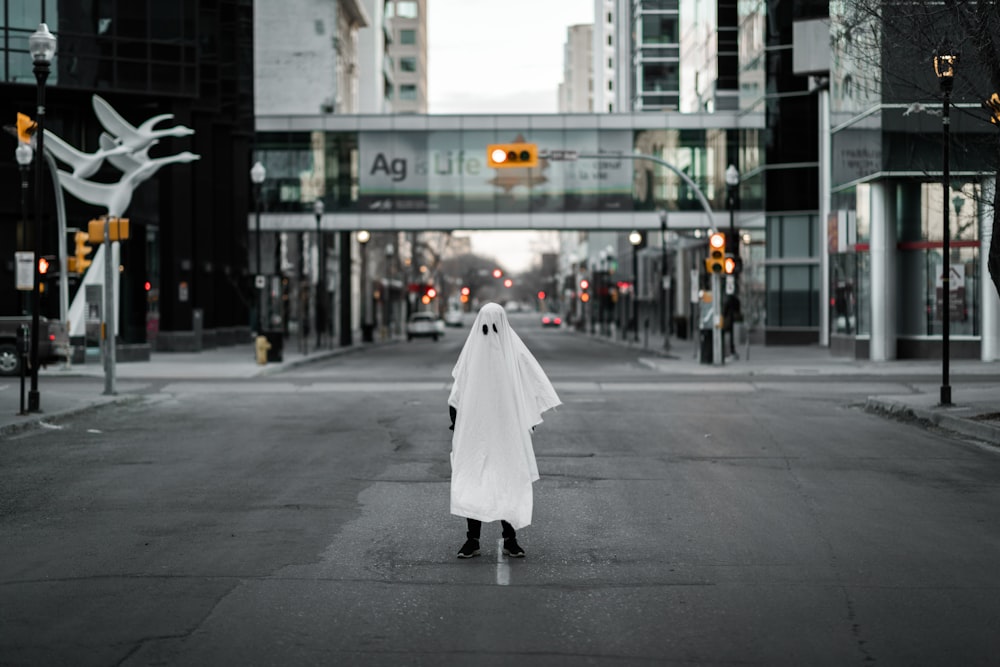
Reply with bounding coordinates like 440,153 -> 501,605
580,325 -> 1000,446
2,328 -> 998,446
0,335 -> 372,438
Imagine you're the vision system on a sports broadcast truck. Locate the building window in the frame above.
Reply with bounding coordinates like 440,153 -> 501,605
607,35 -> 612,46
399,84 -> 417,100
608,81 -> 613,90
400,56 -> 417,72
608,58 -> 613,68
400,29 -> 416,45
641,15 -> 679,45
396,1 -> 418,18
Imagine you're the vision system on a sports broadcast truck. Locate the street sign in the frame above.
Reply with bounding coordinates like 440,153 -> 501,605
541,149 -> 578,161
15,252 -> 34,291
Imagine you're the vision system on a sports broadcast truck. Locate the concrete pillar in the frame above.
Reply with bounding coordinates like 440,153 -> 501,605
981,176 -> 1000,361
869,181 -> 896,361
818,85 -> 831,347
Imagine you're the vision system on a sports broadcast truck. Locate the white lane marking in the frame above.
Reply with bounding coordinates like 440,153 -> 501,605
496,538 -> 510,586
39,422 -> 63,430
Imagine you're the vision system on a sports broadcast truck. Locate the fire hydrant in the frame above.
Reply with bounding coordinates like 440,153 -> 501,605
255,334 -> 271,365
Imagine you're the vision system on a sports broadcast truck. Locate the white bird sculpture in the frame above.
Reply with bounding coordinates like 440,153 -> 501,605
92,94 -> 194,153
57,151 -> 200,218
42,129 -> 136,179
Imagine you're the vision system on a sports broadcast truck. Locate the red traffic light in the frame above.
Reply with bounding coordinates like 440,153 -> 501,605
426,287 -> 437,299
461,286 -> 470,296
492,268 -> 503,279
537,291 -> 546,300
579,279 -> 590,290
503,278 -> 513,288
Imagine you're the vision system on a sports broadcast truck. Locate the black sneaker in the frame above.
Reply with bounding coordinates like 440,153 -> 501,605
456,538 -> 480,559
502,538 -> 525,558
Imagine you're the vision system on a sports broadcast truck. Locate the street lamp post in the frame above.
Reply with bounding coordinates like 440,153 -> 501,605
934,50 -> 958,406
314,199 -> 325,349
628,230 -> 643,343
15,143 -> 32,315
250,161 -> 266,335
385,243 -> 395,336
27,23 -> 56,413
725,164 -> 740,288
357,230 -> 371,342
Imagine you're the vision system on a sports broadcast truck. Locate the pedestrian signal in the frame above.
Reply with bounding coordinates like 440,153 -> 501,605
16,112 -> 36,143
486,143 -> 538,169
705,232 -> 726,274
38,256 -> 50,275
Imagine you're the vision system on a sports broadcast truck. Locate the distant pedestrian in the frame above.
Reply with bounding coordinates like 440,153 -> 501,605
448,302 -> 561,559
723,294 -> 742,359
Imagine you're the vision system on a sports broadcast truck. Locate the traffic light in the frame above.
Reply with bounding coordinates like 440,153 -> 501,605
537,291 -> 546,301
724,255 -> 743,275
16,112 -> 36,144
579,278 -> 590,302
38,256 -> 51,275
705,232 -> 726,274
69,231 -> 93,274
486,143 -> 538,169
985,93 -> 1000,125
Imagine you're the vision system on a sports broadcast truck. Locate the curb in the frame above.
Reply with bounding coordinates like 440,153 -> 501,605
864,397 -> 1000,446
0,394 -> 144,438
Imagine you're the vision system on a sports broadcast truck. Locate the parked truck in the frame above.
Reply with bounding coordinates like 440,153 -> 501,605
0,316 -> 69,376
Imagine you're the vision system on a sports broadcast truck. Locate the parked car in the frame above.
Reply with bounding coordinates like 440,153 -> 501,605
406,312 -> 445,341
443,310 -> 464,328
541,313 -> 562,328
0,316 -> 69,376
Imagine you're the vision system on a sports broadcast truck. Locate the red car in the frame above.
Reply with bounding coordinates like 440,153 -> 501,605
541,313 -> 562,328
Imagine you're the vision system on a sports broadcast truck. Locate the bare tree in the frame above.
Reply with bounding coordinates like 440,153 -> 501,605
833,0 -> 1000,299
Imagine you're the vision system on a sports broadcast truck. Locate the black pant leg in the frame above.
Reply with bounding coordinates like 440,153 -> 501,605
466,518 -> 481,540
500,520 -> 516,540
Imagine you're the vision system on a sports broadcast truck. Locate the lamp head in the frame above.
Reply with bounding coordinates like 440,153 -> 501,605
725,164 -> 739,187
250,160 -> 266,184
933,51 -> 958,92
628,230 -> 643,247
15,142 -> 34,166
357,230 -> 371,244
29,23 -> 56,64
313,199 -> 325,216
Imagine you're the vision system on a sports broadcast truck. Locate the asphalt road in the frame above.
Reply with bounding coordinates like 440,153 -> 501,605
2,313 -> 999,665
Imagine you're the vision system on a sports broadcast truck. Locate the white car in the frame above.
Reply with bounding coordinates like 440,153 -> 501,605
444,310 -> 464,327
406,312 -> 445,341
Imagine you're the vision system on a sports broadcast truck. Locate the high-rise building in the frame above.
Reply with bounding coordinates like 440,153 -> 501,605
0,1 -> 255,351
559,24 -> 593,113
255,0 -> 369,115
385,0 -> 427,114
359,0 -> 393,113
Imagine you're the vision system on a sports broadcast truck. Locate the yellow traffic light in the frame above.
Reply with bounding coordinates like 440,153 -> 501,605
16,112 -> 36,143
985,93 -> 1000,125
71,231 -> 93,274
87,217 -> 130,242
705,232 -> 726,274
486,142 -> 538,169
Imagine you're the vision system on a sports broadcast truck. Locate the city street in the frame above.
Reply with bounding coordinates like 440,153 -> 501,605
2,313 -> 999,666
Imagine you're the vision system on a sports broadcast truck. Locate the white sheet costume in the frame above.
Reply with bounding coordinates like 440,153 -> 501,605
448,303 -> 562,529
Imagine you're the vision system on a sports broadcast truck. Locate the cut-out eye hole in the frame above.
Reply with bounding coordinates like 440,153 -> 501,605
492,323 -> 498,333
482,324 -> 488,335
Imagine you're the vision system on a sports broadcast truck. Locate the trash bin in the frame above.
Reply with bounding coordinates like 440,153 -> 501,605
699,329 -> 713,364
264,330 -> 283,362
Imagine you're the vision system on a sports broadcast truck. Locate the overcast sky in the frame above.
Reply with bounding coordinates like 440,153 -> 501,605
427,0 -> 595,273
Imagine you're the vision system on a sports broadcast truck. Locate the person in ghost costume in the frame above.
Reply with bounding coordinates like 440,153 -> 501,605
448,302 -> 561,559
